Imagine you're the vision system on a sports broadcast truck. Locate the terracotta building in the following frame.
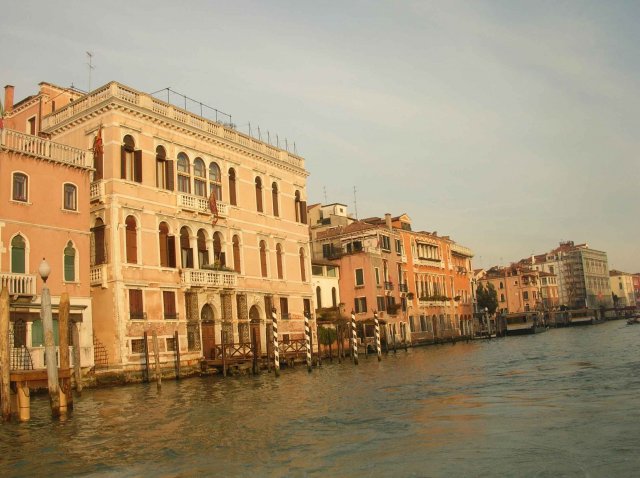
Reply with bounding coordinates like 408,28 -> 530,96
480,265 -> 543,314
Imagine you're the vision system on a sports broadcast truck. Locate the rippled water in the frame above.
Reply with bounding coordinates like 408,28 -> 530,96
2,320 -> 640,477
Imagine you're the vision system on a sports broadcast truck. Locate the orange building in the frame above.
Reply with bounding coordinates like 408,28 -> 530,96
480,265 -> 543,314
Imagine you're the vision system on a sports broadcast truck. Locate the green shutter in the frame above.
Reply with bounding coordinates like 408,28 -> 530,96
11,245 -> 25,273
32,320 -> 44,346
64,246 -> 75,281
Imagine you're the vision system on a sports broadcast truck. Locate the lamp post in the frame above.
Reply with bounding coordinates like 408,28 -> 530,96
484,307 -> 490,337
39,258 -> 60,417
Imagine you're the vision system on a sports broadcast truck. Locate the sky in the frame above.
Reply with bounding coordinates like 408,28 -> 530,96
3,0 -> 639,272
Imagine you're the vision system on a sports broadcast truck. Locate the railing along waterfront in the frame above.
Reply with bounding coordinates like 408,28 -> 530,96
181,269 -> 237,288
0,129 -> 90,169
41,82 -> 304,170
0,273 -> 37,296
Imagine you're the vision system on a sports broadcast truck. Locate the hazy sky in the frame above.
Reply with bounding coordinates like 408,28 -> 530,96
3,1 -> 639,271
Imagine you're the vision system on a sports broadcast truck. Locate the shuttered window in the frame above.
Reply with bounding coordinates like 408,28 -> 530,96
11,235 -> 26,273
129,289 -> 144,320
272,182 -> 279,217
259,240 -> 267,277
163,291 -> 177,320
276,244 -> 283,279
91,221 -> 107,265
299,248 -> 306,282
232,235 -> 241,273
255,177 -> 263,212
228,168 -> 237,206
125,216 -> 137,264
64,241 -> 76,282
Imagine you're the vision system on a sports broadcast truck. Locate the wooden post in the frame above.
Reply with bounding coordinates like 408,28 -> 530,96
251,327 -> 258,375
143,331 -> 150,382
0,287 -> 10,421
266,323 -> 272,373
271,308 -> 280,377
41,278 -> 60,417
71,323 -> 82,394
304,312 -> 312,373
58,292 -> 70,413
222,331 -> 227,377
392,325 -> 397,353
374,311 -> 382,362
16,382 -> 30,422
174,330 -> 181,380
152,330 -> 161,390
328,329 -> 333,362
351,312 -> 359,365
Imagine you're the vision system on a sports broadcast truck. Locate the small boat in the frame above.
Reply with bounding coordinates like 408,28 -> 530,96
505,312 -> 548,336
627,316 -> 640,325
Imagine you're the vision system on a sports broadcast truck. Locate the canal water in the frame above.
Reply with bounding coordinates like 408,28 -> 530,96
2,320 -> 640,477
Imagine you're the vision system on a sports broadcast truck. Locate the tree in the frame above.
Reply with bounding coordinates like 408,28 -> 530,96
477,282 -> 499,315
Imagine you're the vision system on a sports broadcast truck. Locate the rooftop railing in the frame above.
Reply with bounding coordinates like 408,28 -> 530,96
0,129 -> 91,169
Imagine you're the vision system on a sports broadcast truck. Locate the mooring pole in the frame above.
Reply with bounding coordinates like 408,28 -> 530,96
0,287 -> 10,421
143,331 -> 150,382
374,311 -> 382,362
39,260 -> 60,417
71,323 -> 82,394
152,329 -> 161,390
222,331 -> 227,377
252,327 -> 258,375
304,312 -> 312,372
272,307 -> 280,377
58,292 -> 70,413
174,330 -> 180,380
266,323 -> 272,373
351,311 -> 359,365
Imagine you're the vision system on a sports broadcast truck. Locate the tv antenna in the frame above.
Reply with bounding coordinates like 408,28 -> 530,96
86,51 -> 95,92
353,185 -> 358,220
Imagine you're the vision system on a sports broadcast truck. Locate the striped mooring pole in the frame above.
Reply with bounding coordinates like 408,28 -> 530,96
374,311 -> 382,362
351,311 -> 359,365
304,311 -> 312,373
271,307 -> 280,377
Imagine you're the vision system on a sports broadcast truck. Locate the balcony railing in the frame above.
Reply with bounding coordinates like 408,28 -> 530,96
0,129 -> 91,169
181,269 -> 237,288
419,298 -> 448,307
178,193 -> 228,217
90,180 -> 105,202
384,281 -> 394,291
0,273 -> 37,296
90,265 -> 107,287
399,283 -> 408,293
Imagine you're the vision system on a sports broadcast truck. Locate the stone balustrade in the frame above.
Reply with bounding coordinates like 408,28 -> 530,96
0,273 -> 37,296
177,193 -> 228,217
0,129 -> 90,169
181,269 -> 237,288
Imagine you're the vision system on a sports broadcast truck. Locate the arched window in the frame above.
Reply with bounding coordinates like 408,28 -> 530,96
121,135 -> 141,182
11,235 -> 26,273
177,153 -> 191,193
64,241 -> 76,282
180,226 -> 193,268
259,240 -> 267,277
197,229 -> 209,267
12,172 -> 28,202
159,222 -> 176,268
294,190 -> 301,222
499,282 -> 504,289
232,235 -> 241,273
294,190 -> 307,223
276,243 -> 283,279
125,216 -> 137,263
209,162 -> 222,200
63,183 -> 77,211
213,232 -> 225,267
193,158 -> 207,197
316,286 -> 322,309
91,218 -> 106,265
156,146 -> 174,190
299,247 -> 306,282
228,168 -> 237,206
271,182 -> 279,217
332,287 -> 337,307
255,177 -> 263,212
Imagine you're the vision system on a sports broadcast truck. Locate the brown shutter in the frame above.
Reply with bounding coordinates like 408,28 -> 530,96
134,150 -> 143,183
126,227 -> 137,263
272,189 -> 279,217
166,160 -> 174,191
121,146 -> 126,179
168,235 -> 176,268
93,225 -> 106,265
229,171 -> 237,206
300,200 -> 307,224
94,151 -> 103,181
233,238 -> 241,273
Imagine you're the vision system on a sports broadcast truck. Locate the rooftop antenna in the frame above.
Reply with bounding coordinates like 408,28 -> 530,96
353,185 -> 358,220
323,186 -> 327,204
86,51 -> 95,92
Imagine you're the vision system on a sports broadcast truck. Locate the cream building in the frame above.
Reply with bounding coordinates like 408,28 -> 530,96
39,81 -> 313,373
609,270 -> 635,308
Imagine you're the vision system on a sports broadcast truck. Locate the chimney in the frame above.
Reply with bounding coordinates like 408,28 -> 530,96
4,85 -> 14,113
385,213 -> 392,230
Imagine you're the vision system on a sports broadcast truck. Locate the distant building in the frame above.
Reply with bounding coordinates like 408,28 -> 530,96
479,265 -> 544,314
609,270 -> 635,308
633,274 -> 640,308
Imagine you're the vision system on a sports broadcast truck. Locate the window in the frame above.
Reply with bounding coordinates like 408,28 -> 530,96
327,266 -> 337,277
91,218 -> 107,265
355,268 -> 364,286
375,268 -> 380,285
177,153 -> 191,193
64,241 -> 76,282
197,229 -> 209,268
255,177 -> 263,212
377,296 -> 386,312
129,289 -> 144,320
259,240 -> 268,277
299,247 -> 306,282
163,291 -> 177,320
12,173 -> 28,202
155,146 -> 174,190
212,232 -> 225,267
312,265 -> 323,276
355,297 -> 367,314
271,182 -> 279,217
63,183 -> 77,211
121,135 -> 142,182
159,222 -> 176,268
316,286 -> 322,308
304,298 -> 312,317
499,282 -> 504,289
28,116 -> 37,135
331,287 -> 337,307
232,235 -> 241,273
193,158 -> 207,197
209,162 -> 222,200
228,168 -> 237,206
380,235 -> 391,251
125,216 -> 137,263
523,291 -> 529,300
276,244 -> 284,279
280,297 -> 289,320
294,190 -> 307,223
180,227 -> 193,268
11,235 -> 26,273
395,239 -> 403,255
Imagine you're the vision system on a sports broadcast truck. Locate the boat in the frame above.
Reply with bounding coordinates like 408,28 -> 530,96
566,308 -> 597,326
626,315 -> 640,325
505,312 -> 548,336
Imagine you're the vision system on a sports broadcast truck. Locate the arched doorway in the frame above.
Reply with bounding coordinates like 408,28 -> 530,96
249,305 -> 262,355
201,304 -> 216,359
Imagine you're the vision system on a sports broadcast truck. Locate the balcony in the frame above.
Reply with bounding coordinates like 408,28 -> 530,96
419,297 -> 449,308
178,193 -> 228,218
0,129 -> 91,170
90,265 -> 107,287
399,283 -> 408,293
384,281 -> 394,291
181,269 -> 237,288
90,180 -> 105,202
0,273 -> 37,296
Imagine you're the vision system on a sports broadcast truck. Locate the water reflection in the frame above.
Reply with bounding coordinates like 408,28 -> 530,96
1,321 -> 639,477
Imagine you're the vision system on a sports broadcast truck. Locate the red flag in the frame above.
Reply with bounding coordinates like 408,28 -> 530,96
209,190 -> 219,226
93,125 -> 103,157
